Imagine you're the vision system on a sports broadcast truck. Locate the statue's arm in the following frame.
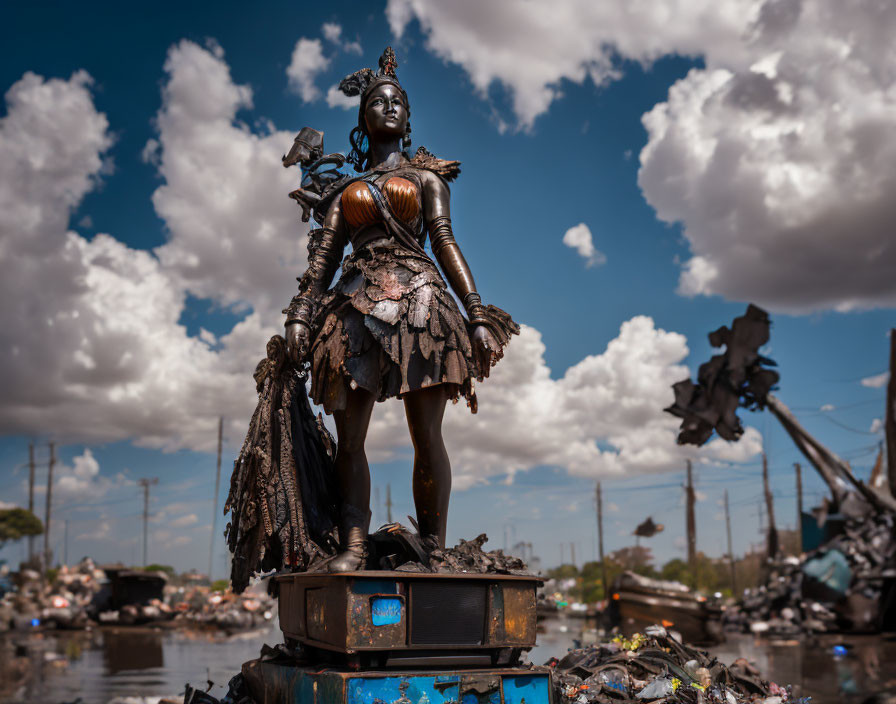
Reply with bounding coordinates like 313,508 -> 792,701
284,197 -> 347,361
422,173 -> 484,320
285,197 -> 347,319
422,172 -> 500,377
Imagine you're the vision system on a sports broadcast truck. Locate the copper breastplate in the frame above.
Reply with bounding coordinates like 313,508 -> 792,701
342,177 -> 420,229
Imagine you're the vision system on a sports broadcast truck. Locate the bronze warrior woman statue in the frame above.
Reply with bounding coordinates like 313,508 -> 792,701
225,48 -> 517,587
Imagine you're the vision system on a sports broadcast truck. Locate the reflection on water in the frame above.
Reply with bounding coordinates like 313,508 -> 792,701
711,632 -> 896,704
2,619 -> 894,704
102,630 -> 164,674
1,625 -> 278,704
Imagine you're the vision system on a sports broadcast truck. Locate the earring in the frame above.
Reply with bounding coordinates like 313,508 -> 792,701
402,122 -> 412,150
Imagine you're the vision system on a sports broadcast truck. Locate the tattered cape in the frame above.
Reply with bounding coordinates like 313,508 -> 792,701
224,335 -> 340,593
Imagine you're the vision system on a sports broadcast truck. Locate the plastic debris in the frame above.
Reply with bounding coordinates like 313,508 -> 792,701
548,624 -> 810,704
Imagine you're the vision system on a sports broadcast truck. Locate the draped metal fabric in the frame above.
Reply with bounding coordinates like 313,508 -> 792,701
225,336 -> 340,593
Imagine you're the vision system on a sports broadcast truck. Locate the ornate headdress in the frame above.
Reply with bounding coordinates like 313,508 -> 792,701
340,47 -> 412,172
338,46 -> 402,101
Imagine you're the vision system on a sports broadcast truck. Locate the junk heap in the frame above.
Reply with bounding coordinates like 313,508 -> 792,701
725,505 -> 896,636
0,557 -> 275,632
547,625 -> 804,704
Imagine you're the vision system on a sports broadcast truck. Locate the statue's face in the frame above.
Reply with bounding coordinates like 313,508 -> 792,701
364,83 -> 408,142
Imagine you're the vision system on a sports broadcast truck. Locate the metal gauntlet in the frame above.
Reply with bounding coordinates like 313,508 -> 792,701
283,226 -> 344,326
429,216 -> 487,322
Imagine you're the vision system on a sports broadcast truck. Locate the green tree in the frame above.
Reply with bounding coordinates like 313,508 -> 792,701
143,564 -> 176,576
0,508 -> 43,546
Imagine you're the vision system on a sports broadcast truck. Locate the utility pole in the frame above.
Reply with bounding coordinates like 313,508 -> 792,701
570,542 -> 576,568
795,463 -> 804,553
138,478 -> 159,567
762,452 -> 779,558
208,417 -> 223,581
886,329 -> 896,499
374,487 -> 381,527
44,442 -> 55,573
596,483 -> 607,599
63,519 -> 69,566
724,490 -> 737,595
28,443 -> 35,562
385,484 -> 393,524
560,542 -> 564,566
685,460 -> 697,588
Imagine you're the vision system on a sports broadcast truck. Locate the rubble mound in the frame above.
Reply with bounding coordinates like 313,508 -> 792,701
547,625 -> 804,704
726,510 -> 896,636
367,525 -> 530,575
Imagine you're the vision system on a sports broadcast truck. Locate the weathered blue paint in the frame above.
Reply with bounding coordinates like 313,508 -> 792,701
503,674 -> 551,704
347,675 -> 460,704
371,597 -> 404,626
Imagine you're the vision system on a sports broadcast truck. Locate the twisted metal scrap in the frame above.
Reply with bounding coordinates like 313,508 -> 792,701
224,336 -> 339,593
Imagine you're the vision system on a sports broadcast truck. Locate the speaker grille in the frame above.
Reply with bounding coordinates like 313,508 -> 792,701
410,582 -> 486,645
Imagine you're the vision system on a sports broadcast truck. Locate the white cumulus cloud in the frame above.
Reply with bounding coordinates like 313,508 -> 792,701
0,47 -> 296,453
286,38 -> 330,102
326,85 -> 360,110
862,372 -> 889,389
562,223 -> 606,268
638,0 -> 896,312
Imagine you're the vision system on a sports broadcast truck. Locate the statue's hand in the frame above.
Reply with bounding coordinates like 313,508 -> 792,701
286,322 -> 311,364
472,325 -> 502,379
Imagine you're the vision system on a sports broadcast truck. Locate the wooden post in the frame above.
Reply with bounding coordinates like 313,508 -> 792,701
570,542 -> 576,568
795,463 -> 804,553
138,478 -> 159,567
724,489 -> 737,595
762,452 -> 779,558
28,443 -> 35,562
685,460 -> 697,589
385,484 -> 393,524
886,329 -> 896,499
209,417 -> 223,581
44,442 -> 55,573
596,482 -> 608,599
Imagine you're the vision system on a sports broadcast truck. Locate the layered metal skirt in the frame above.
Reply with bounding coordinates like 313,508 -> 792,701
308,238 -> 514,414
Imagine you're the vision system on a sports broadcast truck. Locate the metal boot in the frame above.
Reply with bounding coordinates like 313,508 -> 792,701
329,504 -> 370,572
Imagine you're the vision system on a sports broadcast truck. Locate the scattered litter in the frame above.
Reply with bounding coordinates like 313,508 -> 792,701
546,626 -> 808,704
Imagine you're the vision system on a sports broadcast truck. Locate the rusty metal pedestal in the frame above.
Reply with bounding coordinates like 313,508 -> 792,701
241,661 -> 554,704
242,570 -> 550,703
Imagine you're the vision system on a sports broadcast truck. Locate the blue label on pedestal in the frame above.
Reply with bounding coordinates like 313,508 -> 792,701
371,597 -> 403,626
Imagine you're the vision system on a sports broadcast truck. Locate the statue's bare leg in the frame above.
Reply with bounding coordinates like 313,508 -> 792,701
329,386 -> 377,571
403,384 -> 450,546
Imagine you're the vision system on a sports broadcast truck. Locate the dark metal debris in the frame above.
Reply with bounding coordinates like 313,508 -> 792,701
546,625 -> 805,704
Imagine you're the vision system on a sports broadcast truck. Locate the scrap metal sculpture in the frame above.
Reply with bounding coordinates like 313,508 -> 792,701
226,48 -> 519,589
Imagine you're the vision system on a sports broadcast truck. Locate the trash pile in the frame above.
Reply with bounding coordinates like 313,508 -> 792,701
172,584 -> 275,631
725,509 -> 896,636
367,526 -> 529,574
0,558 -> 105,630
546,624 -> 805,704
0,557 -> 275,632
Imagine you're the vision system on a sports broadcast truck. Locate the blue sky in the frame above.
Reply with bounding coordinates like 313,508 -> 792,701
1,0 -> 893,578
